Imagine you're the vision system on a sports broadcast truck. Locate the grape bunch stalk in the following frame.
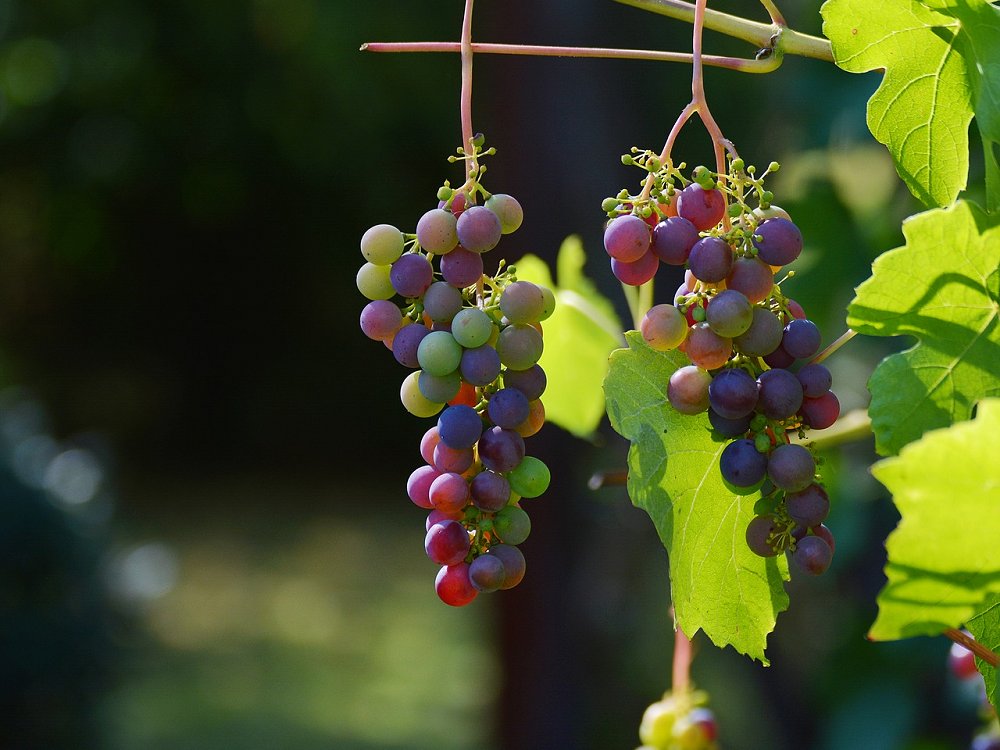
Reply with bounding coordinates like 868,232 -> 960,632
357,136 -> 554,606
603,153 -> 841,577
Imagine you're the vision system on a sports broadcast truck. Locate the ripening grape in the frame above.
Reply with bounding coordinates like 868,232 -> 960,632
604,213 -> 652,262
470,470 -> 510,512
360,299 -> 403,341
478,426 -> 525,473
487,387 -> 531,429
416,208 -> 459,253
668,365 -> 712,415
796,363 -> 832,397
496,323 -> 544,370
681,323 -> 732,370
708,408 -> 752,438
612,249 -> 660,286
392,323 -> 431,368
485,193 -> 523,234
390,253 -> 435,298
746,514 -> 780,557
800,391 -> 841,430
401,371 -> 445,418
435,562 -> 478,606
451,307 -> 495,348
423,281 -> 464,322
428,471 -> 471,513
460,344 -> 502,386
785,483 -> 830,527
418,369 -> 462,403
705,289 -> 753,338
502,364 -> 547,401
407,464 -> 439,509
469,553 -> 506,592
725,256 -> 774,304
432,441 -> 475,474
708,368 -> 759,419
495,505 -> 531,545
676,182 -> 726,230
732,306 -> 783,357
500,281 -> 546,324
756,368 -> 804,420
782,318 -> 822,359
417,330 -> 463,376
456,205 -> 503,253
490,544 -> 526,589
640,304 -> 688,351
425,519 -> 471,565
651,216 -> 699,265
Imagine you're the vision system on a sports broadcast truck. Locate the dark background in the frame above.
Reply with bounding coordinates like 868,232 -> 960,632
0,1 -> 991,749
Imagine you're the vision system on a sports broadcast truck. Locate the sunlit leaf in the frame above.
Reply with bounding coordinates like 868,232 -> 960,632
967,593 -> 1000,715
604,332 -> 790,664
847,200 -> 1000,456
869,398 -> 1000,641
512,236 -> 623,439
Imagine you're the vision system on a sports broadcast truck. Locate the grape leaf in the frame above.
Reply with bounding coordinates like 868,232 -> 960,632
513,235 -> 624,440
868,398 -> 1000,641
847,200 -> 1000,456
820,0 -> 1000,208
604,332 -> 790,664
967,593 -> 1000,715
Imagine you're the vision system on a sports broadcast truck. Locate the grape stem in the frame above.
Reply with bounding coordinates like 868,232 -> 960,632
460,0 -> 476,184
361,42 -> 781,73
945,627 -> 999,668
758,0 -> 786,27
672,621 -> 693,693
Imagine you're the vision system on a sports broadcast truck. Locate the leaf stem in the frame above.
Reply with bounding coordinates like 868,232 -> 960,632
810,328 -> 858,365
758,0 -> 786,27
361,41 -> 780,72
945,627 -> 1000,668
613,0 -> 833,61
673,624 -> 693,693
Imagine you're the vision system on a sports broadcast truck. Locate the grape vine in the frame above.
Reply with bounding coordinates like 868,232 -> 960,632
359,0 -> 1000,747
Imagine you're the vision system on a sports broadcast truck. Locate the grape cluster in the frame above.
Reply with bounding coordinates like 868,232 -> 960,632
635,689 -> 718,750
604,155 -> 841,577
357,140 -> 553,606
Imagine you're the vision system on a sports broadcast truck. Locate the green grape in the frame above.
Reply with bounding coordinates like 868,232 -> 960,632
451,307 -> 495,348
360,223 -> 405,264
494,505 -> 531,544
496,324 -> 543,370
356,262 -> 395,301
418,370 -> 462,403
416,331 -> 463,376
508,456 -> 550,498
400,371 -> 445,418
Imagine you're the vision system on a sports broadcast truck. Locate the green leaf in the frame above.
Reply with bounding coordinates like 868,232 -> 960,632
868,398 -> 1000,641
821,0 -> 991,207
604,331 -> 789,664
847,200 -> 1000,456
512,236 -> 623,440
967,594 -> 1000,714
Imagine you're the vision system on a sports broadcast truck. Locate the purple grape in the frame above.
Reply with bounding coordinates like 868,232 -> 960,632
705,289 -> 753,337
732,307 -> 783,357
470,470 -> 511,512
796,363 -> 832,397
500,281 -> 546,324
763,345 -> 795,369
675,183 -> 726,230
785,483 -> 830,527
782,318 -> 822,359
756,368 -> 804,420
688,237 -> 734,283
746,514 -> 780,557
423,281 -> 463,322
424,519 -> 470,565
490,544 -> 526,589
460,345 -> 502,386
502,364 -> 546,401
440,246 -> 484,288
651,216 -> 699,265
360,299 -> 402,341
392,323 -> 431,368
708,368 -> 759,419
435,562 -> 477,606
790,534 -> 832,575
708,408 -> 752,438
720,438 -> 768,488
496,324 -> 543,370
469,553 -> 506,592
390,253 -> 434,298
437,404 -> 484,450
752,218 -> 802,266
477,426 -> 525,473
800,391 -> 840,430
725,257 -> 774,304
604,214 -> 651,262
766,444 -> 815,492
432,442 -> 474,474
487,387 -> 530,429
611,249 -> 659,286
456,205 -> 503,253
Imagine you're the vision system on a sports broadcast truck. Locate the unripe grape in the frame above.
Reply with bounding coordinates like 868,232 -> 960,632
416,208 -> 459,254
417,330 -> 463,376
356,261 -> 395,300
495,505 -> 531,545
640,304 -> 688,351
401,371 -> 445,418
451,307 -> 495,348
508,455 -> 550,498
361,223 -> 405,264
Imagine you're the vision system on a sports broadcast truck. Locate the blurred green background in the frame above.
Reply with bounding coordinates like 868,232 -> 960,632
0,1 -> 991,749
